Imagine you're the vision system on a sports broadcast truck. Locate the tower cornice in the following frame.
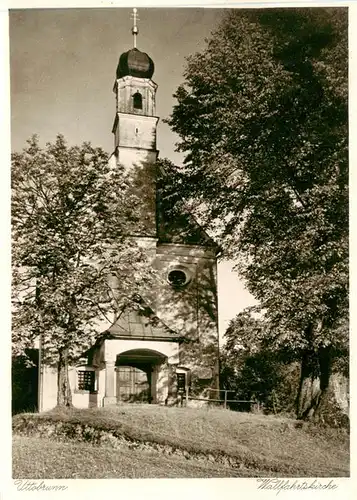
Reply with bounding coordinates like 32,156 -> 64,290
113,76 -> 158,94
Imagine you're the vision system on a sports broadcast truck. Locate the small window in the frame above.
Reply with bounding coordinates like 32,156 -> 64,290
177,373 -> 186,392
77,370 -> 96,392
133,92 -> 142,110
168,269 -> 188,288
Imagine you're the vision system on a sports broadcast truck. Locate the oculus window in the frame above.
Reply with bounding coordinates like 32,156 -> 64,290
167,267 -> 191,288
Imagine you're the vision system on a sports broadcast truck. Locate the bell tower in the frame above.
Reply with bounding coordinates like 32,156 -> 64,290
36,8 -> 220,414
112,8 -> 159,169
111,8 -> 159,237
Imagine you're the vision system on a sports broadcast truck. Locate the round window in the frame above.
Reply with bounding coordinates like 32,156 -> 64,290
168,269 -> 189,288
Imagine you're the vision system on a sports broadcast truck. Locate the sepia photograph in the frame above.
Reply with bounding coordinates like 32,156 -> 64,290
9,3 -> 349,483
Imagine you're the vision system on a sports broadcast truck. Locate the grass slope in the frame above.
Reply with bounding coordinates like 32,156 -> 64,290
13,436 -> 254,479
13,404 -> 349,478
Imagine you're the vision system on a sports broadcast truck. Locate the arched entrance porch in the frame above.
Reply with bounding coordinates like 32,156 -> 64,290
102,338 -> 179,406
116,349 -> 167,404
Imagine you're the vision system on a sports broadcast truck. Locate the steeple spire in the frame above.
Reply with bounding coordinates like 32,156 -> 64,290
131,7 -> 139,48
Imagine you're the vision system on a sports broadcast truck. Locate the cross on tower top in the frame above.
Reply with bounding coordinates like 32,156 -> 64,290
131,7 -> 139,48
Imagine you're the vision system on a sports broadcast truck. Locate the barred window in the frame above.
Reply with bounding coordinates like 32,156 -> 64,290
177,373 -> 186,392
77,370 -> 96,392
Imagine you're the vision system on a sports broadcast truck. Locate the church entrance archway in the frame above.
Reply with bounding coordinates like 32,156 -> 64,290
115,349 -> 168,404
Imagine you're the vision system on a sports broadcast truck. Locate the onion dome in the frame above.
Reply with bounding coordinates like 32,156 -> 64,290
116,48 -> 154,79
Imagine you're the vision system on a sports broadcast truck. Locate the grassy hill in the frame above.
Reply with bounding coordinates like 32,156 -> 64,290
13,404 -> 349,479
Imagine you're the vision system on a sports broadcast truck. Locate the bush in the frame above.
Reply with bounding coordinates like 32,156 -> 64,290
12,351 -> 39,414
220,351 -> 300,415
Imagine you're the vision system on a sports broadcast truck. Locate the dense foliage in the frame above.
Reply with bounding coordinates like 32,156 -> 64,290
166,8 -> 348,419
220,309 -> 300,414
12,135 -> 153,405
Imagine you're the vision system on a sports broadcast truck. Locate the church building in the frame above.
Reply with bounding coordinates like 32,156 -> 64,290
36,11 -> 220,411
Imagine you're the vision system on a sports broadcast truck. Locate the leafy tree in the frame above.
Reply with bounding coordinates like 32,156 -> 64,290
166,8 -> 348,420
221,308 -> 300,414
219,308 -> 264,408
12,135 -> 153,406
220,308 -> 263,393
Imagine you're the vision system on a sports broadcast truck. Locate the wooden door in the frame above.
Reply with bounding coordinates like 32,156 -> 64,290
116,366 -> 149,402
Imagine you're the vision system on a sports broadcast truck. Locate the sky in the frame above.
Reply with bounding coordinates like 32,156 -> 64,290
9,7 -> 256,338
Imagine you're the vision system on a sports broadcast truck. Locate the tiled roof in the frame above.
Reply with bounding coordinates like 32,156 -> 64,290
156,167 -> 217,247
108,303 -> 181,342
156,201 -> 214,246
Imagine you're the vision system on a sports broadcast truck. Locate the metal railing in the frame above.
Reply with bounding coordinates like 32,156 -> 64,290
179,387 -> 259,410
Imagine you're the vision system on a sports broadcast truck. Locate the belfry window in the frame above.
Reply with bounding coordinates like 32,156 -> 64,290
133,92 -> 142,110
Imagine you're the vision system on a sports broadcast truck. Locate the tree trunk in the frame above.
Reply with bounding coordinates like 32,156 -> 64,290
57,349 -> 73,407
296,349 -> 321,420
310,346 -> 332,421
313,353 -> 349,427
295,346 -> 345,423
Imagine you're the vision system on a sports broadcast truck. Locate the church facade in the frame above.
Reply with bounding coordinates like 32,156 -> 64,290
38,29 -> 220,411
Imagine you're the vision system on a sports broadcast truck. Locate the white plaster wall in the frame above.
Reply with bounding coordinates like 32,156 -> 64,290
156,243 -> 216,260
69,366 -> 105,409
152,243 -> 220,389
153,245 -> 206,335
114,113 -> 158,151
156,363 -> 169,403
41,365 -> 107,411
69,367 -> 91,409
41,366 -> 57,412
104,338 -> 179,364
116,147 -> 158,173
98,368 -> 106,404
